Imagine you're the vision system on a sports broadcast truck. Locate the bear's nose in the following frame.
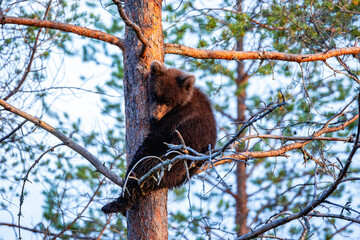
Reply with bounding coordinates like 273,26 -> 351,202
150,104 -> 171,121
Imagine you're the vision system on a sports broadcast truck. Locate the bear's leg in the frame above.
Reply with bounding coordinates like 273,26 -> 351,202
101,197 -> 129,216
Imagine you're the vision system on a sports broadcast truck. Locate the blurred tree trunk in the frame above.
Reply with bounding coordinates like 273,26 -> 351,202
235,0 -> 249,236
122,0 -> 167,239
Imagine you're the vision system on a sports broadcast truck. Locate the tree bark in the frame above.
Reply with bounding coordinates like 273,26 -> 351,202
122,0 -> 167,239
235,0 -> 249,236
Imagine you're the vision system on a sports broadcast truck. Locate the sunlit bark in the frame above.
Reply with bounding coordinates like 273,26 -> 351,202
121,0 -> 167,239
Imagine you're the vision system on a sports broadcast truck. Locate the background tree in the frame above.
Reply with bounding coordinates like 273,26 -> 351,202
1,0 -> 360,239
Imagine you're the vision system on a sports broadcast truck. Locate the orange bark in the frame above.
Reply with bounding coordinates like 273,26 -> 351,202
165,43 -> 360,62
122,0 -> 167,239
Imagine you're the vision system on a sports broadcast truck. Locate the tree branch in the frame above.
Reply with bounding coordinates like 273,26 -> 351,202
0,16 -> 124,51
0,98 -> 124,187
164,43 -> 360,62
2,16 -> 360,62
238,134 -> 354,143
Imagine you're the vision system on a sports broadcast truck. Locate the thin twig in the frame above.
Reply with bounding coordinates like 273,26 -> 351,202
0,120 -> 28,142
18,143 -> 65,240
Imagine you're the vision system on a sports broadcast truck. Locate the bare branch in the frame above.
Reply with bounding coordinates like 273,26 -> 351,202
323,200 -> 360,215
97,214 -> 113,240
220,100 -> 288,152
0,98 -> 124,187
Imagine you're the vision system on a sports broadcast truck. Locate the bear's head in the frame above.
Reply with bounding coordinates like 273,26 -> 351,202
148,61 -> 195,121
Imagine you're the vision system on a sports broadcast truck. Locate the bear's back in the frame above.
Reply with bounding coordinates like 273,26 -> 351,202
151,87 -> 216,154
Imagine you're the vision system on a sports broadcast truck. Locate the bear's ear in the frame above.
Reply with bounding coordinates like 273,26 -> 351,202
178,74 -> 195,91
150,60 -> 166,76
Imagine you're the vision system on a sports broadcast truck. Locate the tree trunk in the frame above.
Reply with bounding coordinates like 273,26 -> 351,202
235,0 -> 249,236
122,0 -> 167,239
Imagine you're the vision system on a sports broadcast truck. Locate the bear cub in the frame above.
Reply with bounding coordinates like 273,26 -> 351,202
102,61 -> 217,215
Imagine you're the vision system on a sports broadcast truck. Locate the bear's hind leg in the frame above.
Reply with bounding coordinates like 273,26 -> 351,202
101,197 -> 129,216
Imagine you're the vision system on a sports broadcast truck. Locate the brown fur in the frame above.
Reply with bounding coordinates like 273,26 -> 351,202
102,61 -> 217,215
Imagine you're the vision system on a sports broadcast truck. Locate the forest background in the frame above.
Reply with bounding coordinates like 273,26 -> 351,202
1,0 -> 360,239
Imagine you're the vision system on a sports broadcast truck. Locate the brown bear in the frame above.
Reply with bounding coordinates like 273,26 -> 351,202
101,61 -> 217,215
